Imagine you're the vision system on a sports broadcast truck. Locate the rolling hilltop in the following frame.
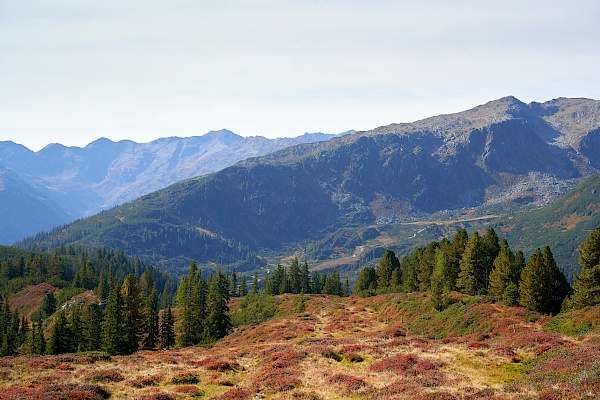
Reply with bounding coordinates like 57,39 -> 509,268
17,96 -> 600,275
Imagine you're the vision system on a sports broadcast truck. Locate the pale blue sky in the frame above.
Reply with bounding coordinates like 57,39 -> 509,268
1,0 -> 599,151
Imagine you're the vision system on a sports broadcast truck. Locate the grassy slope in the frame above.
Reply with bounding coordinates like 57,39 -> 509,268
2,292 -> 600,399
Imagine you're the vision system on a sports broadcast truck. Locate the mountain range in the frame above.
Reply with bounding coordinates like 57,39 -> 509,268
16,96 -> 600,276
0,130 -> 349,244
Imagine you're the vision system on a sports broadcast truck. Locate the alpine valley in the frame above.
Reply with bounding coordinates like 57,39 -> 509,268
14,96 -> 600,279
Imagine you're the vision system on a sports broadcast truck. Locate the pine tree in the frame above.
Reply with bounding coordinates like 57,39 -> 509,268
142,287 -> 160,349
571,226 -> 600,308
251,273 -> 259,295
323,269 -> 342,295
121,274 -> 144,354
519,247 -> 569,314
176,275 -> 197,347
229,268 -> 238,298
47,309 -> 71,355
289,257 -> 301,294
417,242 -> 438,291
448,229 -> 469,290
204,270 -> 232,342
457,232 -> 484,295
488,239 -> 515,299
300,261 -> 311,294
481,227 -> 501,291
239,275 -> 248,297
159,305 -> 175,350
83,303 -> 102,351
101,287 -> 124,355
377,250 -> 400,289
30,321 -> 46,355
68,305 -> 84,352
40,292 -> 57,318
354,267 -> 377,293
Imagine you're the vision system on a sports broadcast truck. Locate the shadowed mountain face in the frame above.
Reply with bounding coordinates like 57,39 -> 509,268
0,130 -> 347,244
14,96 -> 600,272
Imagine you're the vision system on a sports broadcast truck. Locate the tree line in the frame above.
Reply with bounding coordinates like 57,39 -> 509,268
354,227 -> 572,315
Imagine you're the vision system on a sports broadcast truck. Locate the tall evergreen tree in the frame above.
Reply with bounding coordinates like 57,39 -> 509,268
289,257 -> 301,294
47,309 -> 72,355
323,269 -> 342,295
251,273 -> 259,295
101,287 -> 125,355
159,305 -> 175,350
457,232 -> 485,295
520,247 -> 569,314
488,239 -> 515,299
142,287 -> 159,349
239,275 -> 248,297
354,266 -> 377,294
481,227 -> 501,291
204,270 -> 232,342
571,226 -> 600,308
229,268 -> 238,298
417,242 -> 439,291
121,274 -> 143,354
83,302 -> 103,351
300,261 -> 311,294
377,250 -> 401,289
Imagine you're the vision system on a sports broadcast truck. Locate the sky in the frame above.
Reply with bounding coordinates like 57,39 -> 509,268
1,1 -> 599,152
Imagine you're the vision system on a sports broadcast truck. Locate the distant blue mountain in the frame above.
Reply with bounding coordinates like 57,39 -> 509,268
0,130 -> 350,244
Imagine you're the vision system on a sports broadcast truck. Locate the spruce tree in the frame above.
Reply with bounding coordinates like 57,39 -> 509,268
457,232 -> 484,295
47,309 -> 71,355
229,268 -> 238,298
101,287 -> 124,355
571,226 -> 600,308
176,275 -> 197,347
488,239 -> 515,299
121,274 -> 143,354
204,270 -> 232,342
289,257 -> 301,294
481,227 -> 501,290
377,250 -> 400,289
239,275 -> 248,297
142,287 -> 160,349
354,267 -> 377,293
300,261 -> 311,294
417,242 -> 438,291
160,305 -> 175,350
251,273 -> 259,295
519,247 -> 569,314
83,302 -> 102,351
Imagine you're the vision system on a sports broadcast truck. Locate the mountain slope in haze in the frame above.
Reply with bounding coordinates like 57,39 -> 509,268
0,130 -> 348,244
17,96 -> 600,273
0,167 -> 71,244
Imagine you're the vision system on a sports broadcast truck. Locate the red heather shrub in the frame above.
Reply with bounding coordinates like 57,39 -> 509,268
205,373 -> 234,387
139,392 -> 176,400
56,362 -> 74,371
369,354 -> 420,373
126,374 -> 162,388
214,388 -> 252,400
196,357 -> 239,372
171,385 -> 204,396
328,373 -> 370,394
0,384 -> 110,400
252,368 -> 301,393
86,369 -> 125,383
26,358 -> 57,369
269,350 -> 307,368
169,371 -> 200,385
468,341 -> 490,350
339,344 -> 365,353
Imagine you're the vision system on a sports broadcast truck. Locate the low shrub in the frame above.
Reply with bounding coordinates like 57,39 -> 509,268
169,371 -> 200,385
